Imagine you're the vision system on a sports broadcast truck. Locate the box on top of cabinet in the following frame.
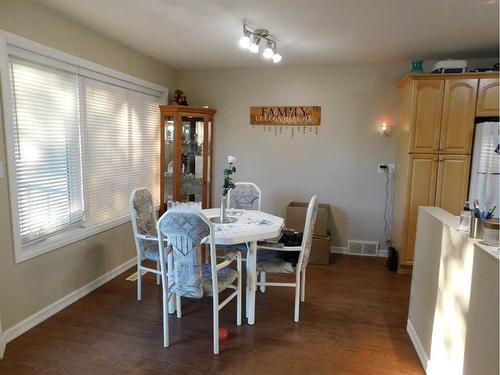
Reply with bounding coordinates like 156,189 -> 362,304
286,201 -> 330,237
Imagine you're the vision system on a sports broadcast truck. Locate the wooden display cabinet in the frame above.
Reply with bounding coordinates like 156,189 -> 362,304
159,104 -> 216,213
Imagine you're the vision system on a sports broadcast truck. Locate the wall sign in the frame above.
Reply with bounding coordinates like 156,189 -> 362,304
250,106 -> 321,126
250,106 -> 321,137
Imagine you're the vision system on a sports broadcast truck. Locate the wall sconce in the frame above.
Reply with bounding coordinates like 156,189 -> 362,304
378,121 -> 392,137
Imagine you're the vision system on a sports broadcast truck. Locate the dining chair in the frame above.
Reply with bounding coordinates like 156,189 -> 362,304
256,195 -> 318,322
129,187 -> 163,301
156,208 -> 242,355
210,182 -> 263,264
228,182 -> 262,211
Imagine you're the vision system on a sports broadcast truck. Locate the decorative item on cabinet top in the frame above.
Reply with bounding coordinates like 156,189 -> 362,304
171,89 -> 188,105
250,106 -> 321,137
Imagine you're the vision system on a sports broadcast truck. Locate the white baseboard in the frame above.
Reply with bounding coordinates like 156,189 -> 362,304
0,319 -> 4,360
407,319 -> 429,373
2,257 -> 136,349
378,249 -> 389,257
331,246 -> 389,257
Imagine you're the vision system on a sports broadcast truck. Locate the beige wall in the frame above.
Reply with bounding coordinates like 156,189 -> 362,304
0,0 -> 174,330
177,63 -> 405,247
176,58 -> 497,248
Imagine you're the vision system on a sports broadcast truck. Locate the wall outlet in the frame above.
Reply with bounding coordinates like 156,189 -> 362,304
377,163 -> 395,174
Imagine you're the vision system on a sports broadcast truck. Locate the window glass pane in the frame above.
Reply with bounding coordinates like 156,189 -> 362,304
163,114 -> 175,209
129,90 -> 161,206
10,56 -> 83,243
180,116 -> 204,203
83,78 -> 160,226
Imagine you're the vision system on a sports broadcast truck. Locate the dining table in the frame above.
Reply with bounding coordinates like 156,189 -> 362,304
202,208 -> 284,325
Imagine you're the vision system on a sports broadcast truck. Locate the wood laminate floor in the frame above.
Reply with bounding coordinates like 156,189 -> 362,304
0,255 -> 423,374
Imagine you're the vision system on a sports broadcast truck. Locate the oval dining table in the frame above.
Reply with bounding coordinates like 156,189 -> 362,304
202,208 -> 284,325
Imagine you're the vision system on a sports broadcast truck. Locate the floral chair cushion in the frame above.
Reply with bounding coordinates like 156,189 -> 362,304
202,264 -> 238,296
132,188 -> 159,258
230,184 -> 260,210
158,211 -> 210,299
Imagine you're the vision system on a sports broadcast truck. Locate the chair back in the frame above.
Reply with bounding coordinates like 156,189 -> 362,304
228,182 -> 262,210
297,195 -> 318,271
157,208 -> 217,299
130,187 -> 157,257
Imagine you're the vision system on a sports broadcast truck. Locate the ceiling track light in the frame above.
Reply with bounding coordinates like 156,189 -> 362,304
238,23 -> 282,63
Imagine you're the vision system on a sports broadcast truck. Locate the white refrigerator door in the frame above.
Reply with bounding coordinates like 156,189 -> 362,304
468,122 -> 500,215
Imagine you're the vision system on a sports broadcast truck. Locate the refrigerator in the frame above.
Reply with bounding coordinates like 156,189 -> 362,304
468,121 -> 500,218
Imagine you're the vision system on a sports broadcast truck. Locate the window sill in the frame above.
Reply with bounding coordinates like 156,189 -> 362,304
16,216 -> 131,263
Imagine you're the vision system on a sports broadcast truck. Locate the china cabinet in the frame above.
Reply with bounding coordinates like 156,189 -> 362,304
159,104 -> 216,213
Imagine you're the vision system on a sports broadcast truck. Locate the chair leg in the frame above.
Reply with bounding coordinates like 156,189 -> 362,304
176,294 -> 182,318
259,272 -> 266,293
137,260 -> 142,301
161,275 -> 169,347
213,298 -> 219,355
237,253 -> 242,326
156,261 -> 161,285
294,272 -> 301,322
301,268 -> 306,302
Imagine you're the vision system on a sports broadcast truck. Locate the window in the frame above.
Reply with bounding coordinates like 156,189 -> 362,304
1,32 -> 166,262
83,78 -> 161,227
10,57 -> 84,243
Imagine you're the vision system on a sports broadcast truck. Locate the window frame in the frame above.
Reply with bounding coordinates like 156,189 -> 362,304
0,30 -> 167,263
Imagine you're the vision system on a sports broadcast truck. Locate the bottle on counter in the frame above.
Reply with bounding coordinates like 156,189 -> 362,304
459,201 -> 472,232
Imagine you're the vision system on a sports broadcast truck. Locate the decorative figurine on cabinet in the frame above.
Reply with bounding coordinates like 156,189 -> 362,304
172,89 -> 189,106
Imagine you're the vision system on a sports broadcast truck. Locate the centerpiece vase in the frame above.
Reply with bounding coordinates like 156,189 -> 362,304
219,194 -> 228,223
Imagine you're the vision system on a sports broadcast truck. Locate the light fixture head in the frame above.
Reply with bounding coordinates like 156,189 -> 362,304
263,41 -> 274,59
249,35 -> 261,53
272,52 -> 282,63
239,35 -> 251,49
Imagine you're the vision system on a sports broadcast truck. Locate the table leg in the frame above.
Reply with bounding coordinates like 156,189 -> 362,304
246,241 -> 257,325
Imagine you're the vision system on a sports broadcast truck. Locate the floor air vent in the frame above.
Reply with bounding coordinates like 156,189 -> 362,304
347,240 -> 379,256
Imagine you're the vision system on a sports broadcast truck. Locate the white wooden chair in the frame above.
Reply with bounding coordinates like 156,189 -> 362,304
129,187 -> 163,301
228,182 -> 262,211
157,208 -> 242,355
256,195 -> 318,322
210,182 -> 263,263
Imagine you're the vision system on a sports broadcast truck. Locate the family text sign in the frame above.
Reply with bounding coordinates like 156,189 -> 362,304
250,106 -> 321,126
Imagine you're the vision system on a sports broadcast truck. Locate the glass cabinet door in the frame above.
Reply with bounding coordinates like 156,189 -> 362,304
162,115 -> 175,210
205,119 -> 213,207
179,115 -> 205,204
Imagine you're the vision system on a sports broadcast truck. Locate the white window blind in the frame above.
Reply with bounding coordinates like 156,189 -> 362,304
469,122 -> 499,213
129,90 -> 161,206
83,78 -> 160,227
3,35 -> 166,262
9,56 -> 83,243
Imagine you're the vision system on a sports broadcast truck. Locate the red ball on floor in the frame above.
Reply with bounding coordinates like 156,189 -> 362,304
219,327 -> 229,342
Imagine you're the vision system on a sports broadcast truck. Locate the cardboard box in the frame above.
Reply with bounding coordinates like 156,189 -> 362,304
309,235 -> 331,265
286,201 -> 330,237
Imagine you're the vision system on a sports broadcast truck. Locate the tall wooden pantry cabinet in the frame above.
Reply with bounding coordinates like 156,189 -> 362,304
159,104 -> 217,214
392,72 -> 499,273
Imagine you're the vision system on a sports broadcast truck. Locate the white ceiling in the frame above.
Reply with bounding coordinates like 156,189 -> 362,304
37,0 -> 499,70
